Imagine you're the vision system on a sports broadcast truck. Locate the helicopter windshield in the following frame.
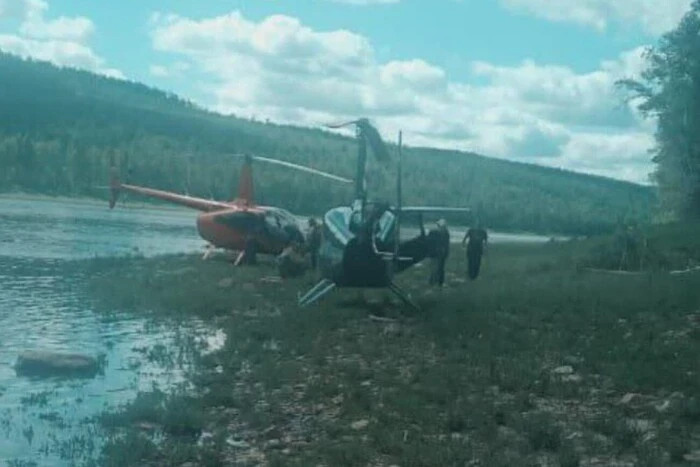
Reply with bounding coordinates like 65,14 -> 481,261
326,205 -> 395,246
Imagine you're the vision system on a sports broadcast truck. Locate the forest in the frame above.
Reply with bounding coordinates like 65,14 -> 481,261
0,52 -> 656,235
617,0 -> 700,222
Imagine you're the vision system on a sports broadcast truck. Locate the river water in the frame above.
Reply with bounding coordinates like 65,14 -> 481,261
0,196 -> 556,465
0,197 -> 223,466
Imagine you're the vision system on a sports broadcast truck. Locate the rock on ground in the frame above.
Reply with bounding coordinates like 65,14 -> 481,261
14,350 -> 101,378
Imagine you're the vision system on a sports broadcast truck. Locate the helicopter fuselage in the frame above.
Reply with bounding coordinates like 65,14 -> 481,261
317,204 -> 430,287
196,206 -> 305,255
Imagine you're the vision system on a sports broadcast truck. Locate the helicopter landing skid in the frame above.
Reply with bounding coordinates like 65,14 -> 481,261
298,279 -> 336,307
387,281 -> 421,313
298,278 -> 420,313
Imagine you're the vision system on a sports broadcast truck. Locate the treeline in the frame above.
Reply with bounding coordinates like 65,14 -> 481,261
617,0 -> 700,220
0,52 -> 656,235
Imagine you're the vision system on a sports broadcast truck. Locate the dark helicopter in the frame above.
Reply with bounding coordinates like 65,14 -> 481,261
297,118 -> 470,311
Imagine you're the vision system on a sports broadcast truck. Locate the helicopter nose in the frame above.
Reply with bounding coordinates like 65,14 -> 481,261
196,213 -> 217,244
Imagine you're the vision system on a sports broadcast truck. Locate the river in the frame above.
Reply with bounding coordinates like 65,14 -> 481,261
0,197 -> 223,466
0,196 -> 556,465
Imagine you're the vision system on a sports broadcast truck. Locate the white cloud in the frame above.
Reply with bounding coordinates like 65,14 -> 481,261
20,13 -> 94,42
0,0 -> 39,20
546,131 -> 656,183
499,0 -> 692,36
0,0 -> 121,78
149,61 -> 190,78
469,46 -> 650,131
149,64 -> 169,77
149,10 -> 656,184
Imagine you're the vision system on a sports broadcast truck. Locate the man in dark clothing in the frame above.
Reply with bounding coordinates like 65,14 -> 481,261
462,223 -> 488,279
427,219 -> 450,287
234,234 -> 258,266
615,222 -> 639,271
306,218 -> 322,270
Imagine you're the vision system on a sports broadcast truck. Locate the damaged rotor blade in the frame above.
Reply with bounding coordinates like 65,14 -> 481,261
252,156 -> 353,184
324,119 -> 361,129
324,118 -> 390,162
355,118 -> 390,163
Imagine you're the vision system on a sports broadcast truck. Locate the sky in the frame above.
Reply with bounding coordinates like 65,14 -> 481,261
0,0 -> 694,185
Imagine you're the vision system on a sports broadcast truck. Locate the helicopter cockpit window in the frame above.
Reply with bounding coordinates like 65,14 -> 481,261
265,209 -> 304,244
376,211 -> 395,242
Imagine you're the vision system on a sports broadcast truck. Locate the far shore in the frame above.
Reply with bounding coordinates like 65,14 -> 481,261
0,192 -> 201,213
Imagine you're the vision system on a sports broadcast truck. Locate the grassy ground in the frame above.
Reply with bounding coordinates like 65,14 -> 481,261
84,238 -> 700,466
574,222 -> 700,272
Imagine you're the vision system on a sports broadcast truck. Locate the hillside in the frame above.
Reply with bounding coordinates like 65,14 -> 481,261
0,52 -> 656,235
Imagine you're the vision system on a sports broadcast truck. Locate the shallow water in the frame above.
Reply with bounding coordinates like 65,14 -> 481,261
0,197 -> 204,260
0,197 -> 222,465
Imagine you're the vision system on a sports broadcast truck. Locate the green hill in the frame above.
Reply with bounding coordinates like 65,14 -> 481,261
0,52 -> 656,235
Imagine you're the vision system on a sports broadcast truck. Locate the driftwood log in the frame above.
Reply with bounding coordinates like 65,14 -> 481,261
15,350 -> 101,378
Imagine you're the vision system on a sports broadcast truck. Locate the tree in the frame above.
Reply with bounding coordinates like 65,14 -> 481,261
617,0 -> 700,220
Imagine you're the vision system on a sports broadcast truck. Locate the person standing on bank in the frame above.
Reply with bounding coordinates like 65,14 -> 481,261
462,222 -> 488,280
306,218 -> 322,270
428,219 -> 450,287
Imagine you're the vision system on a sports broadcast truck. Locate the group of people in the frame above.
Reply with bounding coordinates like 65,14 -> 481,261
427,218 -> 488,287
255,215 -> 487,285
276,217 -> 322,278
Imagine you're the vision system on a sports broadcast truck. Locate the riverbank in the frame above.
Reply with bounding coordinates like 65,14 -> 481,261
84,238 -> 700,466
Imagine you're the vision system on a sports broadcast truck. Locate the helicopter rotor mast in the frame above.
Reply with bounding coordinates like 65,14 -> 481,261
356,123 -> 368,208
326,117 -> 391,225
394,130 -> 402,261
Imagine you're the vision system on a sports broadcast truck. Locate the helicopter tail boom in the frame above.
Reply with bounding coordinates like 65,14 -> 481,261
108,165 -> 231,212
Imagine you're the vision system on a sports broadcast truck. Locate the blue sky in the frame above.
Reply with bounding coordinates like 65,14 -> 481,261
0,0 -> 695,184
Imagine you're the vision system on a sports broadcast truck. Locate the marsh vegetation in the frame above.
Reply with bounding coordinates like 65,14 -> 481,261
86,231 -> 700,466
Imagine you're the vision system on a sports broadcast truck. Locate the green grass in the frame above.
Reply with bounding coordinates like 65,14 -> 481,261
86,236 -> 700,466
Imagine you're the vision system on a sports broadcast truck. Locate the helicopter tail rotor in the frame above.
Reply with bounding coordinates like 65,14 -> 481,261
108,166 -> 121,209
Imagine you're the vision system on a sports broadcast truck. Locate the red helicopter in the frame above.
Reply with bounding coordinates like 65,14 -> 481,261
108,153 -> 352,264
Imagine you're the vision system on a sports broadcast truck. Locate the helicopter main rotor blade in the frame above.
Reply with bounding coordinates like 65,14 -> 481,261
224,153 -> 353,184
253,155 -> 353,184
324,119 -> 361,129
